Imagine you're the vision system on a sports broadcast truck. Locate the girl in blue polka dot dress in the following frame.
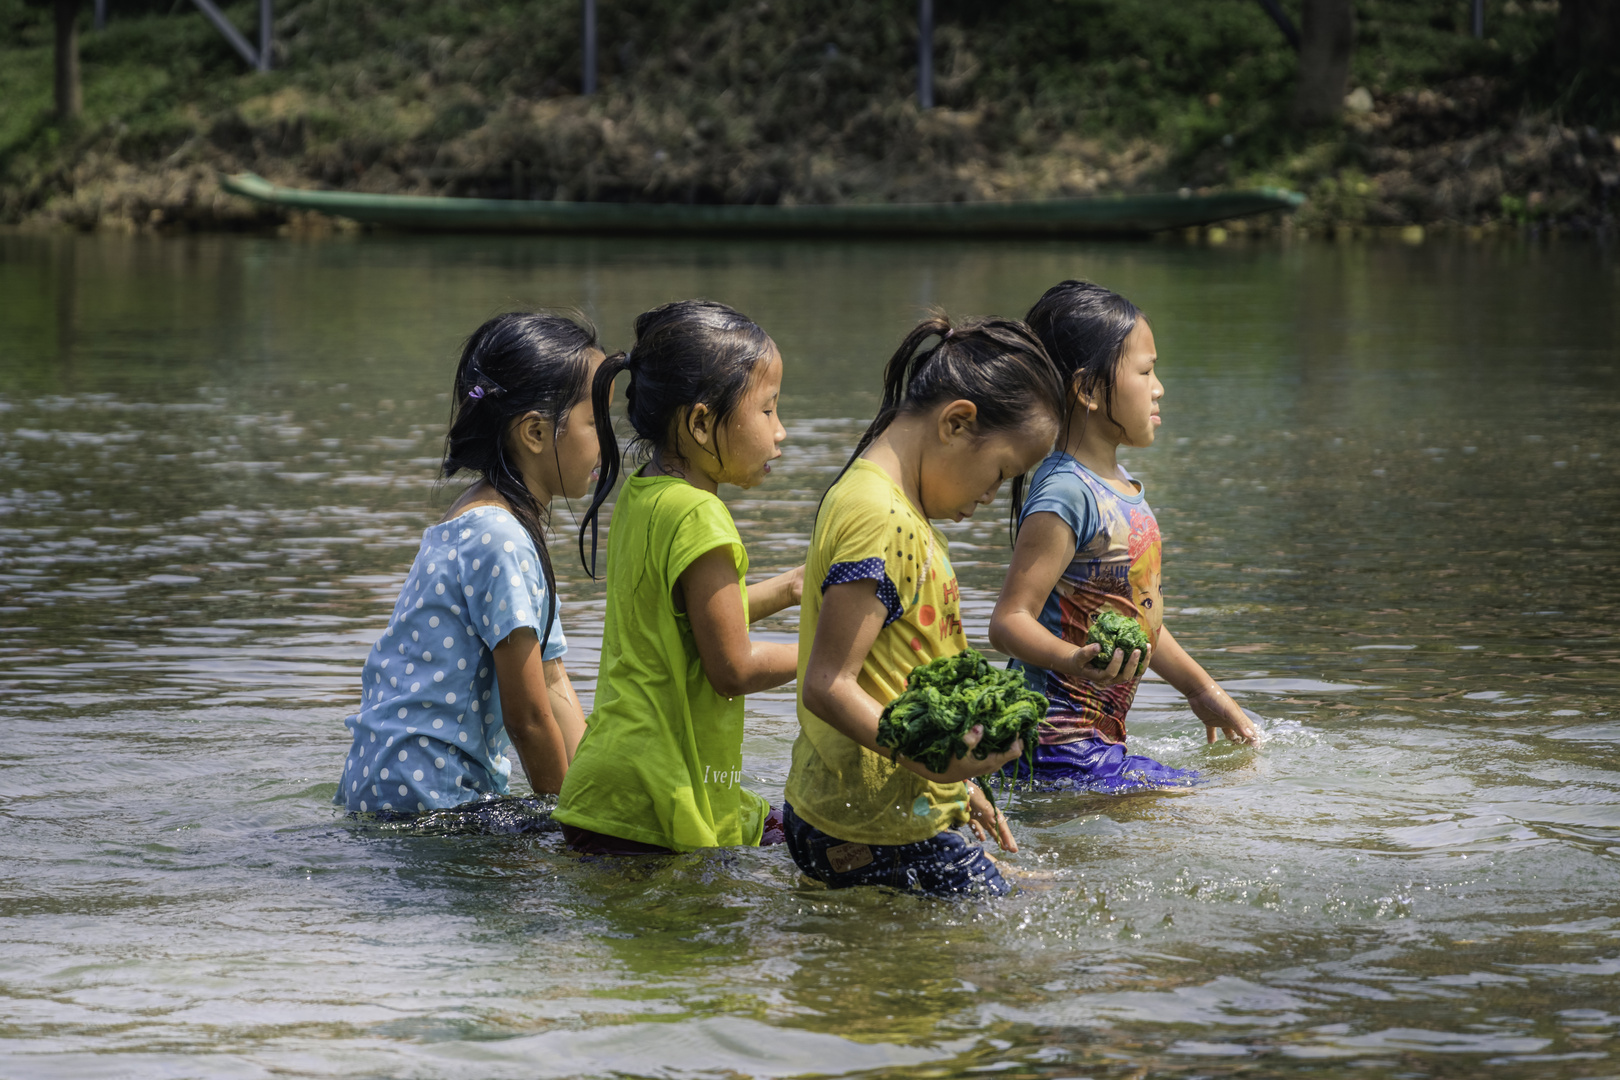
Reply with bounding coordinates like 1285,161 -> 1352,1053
336,314 -> 609,815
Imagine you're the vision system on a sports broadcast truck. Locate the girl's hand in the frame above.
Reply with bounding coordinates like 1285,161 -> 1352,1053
900,725 -> 1023,784
1188,683 -> 1261,745
967,781 -> 1018,853
492,629 -> 573,795
805,579 -> 1022,786
1061,642 -> 1149,687
744,564 -> 806,622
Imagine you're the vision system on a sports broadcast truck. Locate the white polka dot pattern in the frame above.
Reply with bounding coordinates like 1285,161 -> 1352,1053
823,557 -> 905,627
334,505 -> 564,816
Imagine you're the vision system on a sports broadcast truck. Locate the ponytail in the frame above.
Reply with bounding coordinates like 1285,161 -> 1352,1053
577,299 -> 775,578
845,313 -> 954,467
578,349 -> 632,578
821,312 -> 1065,528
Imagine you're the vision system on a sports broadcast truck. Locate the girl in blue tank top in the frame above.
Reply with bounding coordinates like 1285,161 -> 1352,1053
989,281 -> 1260,791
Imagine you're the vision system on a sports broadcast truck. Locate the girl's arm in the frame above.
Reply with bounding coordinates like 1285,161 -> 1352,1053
988,512 -> 1146,685
492,628 -> 577,795
802,579 -> 1021,852
543,657 -> 587,761
1147,625 -> 1261,744
681,548 -> 798,697
743,565 -> 805,622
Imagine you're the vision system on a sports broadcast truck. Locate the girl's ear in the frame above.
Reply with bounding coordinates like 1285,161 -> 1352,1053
936,399 -> 980,444
510,412 -> 554,456
686,402 -> 714,447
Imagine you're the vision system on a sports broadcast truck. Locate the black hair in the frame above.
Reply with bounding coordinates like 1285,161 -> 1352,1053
1024,280 -> 1146,453
578,299 -> 776,576
443,311 -> 603,653
828,311 -> 1066,532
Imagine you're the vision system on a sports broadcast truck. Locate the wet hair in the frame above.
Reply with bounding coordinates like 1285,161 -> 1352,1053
829,312 -> 1066,530
578,299 -> 776,576
442,312 -> 603,652
1024,280 -> 1146,448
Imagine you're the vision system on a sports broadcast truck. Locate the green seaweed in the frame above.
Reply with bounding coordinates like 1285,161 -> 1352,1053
875,649 -> 1047,787
1085,610 -> 1151,679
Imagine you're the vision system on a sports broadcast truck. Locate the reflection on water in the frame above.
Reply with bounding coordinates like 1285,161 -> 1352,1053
0,231 -> 1617,1079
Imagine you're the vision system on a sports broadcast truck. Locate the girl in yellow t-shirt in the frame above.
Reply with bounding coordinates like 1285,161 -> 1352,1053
553,300 -> 803,854
784,314 -> 1067,896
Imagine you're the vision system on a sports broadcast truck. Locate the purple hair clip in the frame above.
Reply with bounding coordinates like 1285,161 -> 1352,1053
467,385 -> 486,400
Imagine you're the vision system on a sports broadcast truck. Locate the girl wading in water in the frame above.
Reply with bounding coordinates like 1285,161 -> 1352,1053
783,314 -> 1066,896
553,300 -> 802,855
989,280 -> 1259,793
337,313 -> 603,815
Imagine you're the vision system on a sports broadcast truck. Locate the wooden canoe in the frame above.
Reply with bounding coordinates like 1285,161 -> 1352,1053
221,172 -> 1304,236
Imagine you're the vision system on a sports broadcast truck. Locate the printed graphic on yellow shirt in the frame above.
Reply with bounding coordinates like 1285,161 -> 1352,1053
910,570 -> 962,653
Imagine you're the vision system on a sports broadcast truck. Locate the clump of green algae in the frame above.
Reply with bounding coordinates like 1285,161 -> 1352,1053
876,649 -> 1047,778
1085,610 -> 1151,679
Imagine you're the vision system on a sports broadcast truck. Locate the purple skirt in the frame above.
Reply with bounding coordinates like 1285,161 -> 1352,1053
1002,736 -> 1200,793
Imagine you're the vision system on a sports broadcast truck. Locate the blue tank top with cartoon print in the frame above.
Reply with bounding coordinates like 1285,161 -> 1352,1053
1009,451 -> 1163,745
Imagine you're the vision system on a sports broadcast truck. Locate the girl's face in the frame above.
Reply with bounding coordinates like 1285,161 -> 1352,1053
711,348 -> 786,489
922,407 -> 1058,523
1100,319 -> 1163,447
545,349 -> 607,501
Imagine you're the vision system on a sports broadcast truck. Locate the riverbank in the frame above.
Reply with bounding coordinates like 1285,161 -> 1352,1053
3,0 -> 1615,233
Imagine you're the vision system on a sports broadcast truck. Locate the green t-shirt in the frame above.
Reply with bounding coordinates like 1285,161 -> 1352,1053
554,472 -> 770,850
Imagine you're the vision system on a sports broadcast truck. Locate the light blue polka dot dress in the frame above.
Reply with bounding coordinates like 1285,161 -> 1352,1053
336,505 -> 566,815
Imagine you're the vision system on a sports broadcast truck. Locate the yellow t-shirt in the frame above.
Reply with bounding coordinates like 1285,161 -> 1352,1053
784,458 -> 972,846
553,472 -> 770,851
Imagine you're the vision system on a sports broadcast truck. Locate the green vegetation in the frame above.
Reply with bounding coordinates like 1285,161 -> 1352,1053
1,0 -> 1614,228
876,649 -> 1046,778
1085,610 -> 1151,679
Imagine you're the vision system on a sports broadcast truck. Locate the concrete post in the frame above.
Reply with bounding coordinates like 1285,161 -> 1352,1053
917,0 -> 934,109
55,0 -> 82,120
259,0 -> 272,70
582,0 -> 597,95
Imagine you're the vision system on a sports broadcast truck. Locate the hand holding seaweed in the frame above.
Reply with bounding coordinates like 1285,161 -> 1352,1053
875,649 -> 1047,777
1084,610 -> 1151,680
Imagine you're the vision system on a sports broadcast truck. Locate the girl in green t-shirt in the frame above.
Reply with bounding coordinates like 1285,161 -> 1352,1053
553,300 -> 803,854
784,314 -> 1067,896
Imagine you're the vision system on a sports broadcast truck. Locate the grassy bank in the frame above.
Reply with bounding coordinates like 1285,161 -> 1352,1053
2,0 -> 1615,231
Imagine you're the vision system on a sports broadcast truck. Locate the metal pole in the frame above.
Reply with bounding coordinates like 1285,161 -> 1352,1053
259,0 -> 271,71
1472,0 -> 1484,38
189,0 -> 260,69
93,0 -> 105,32
917,0 -> 933,109
582,0 -> 597,95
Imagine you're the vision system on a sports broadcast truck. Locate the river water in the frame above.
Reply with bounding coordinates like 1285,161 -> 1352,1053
1,231 -> 1617,1079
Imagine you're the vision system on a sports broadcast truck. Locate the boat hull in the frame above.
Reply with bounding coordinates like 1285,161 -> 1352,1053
220,173 -> 1304,236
